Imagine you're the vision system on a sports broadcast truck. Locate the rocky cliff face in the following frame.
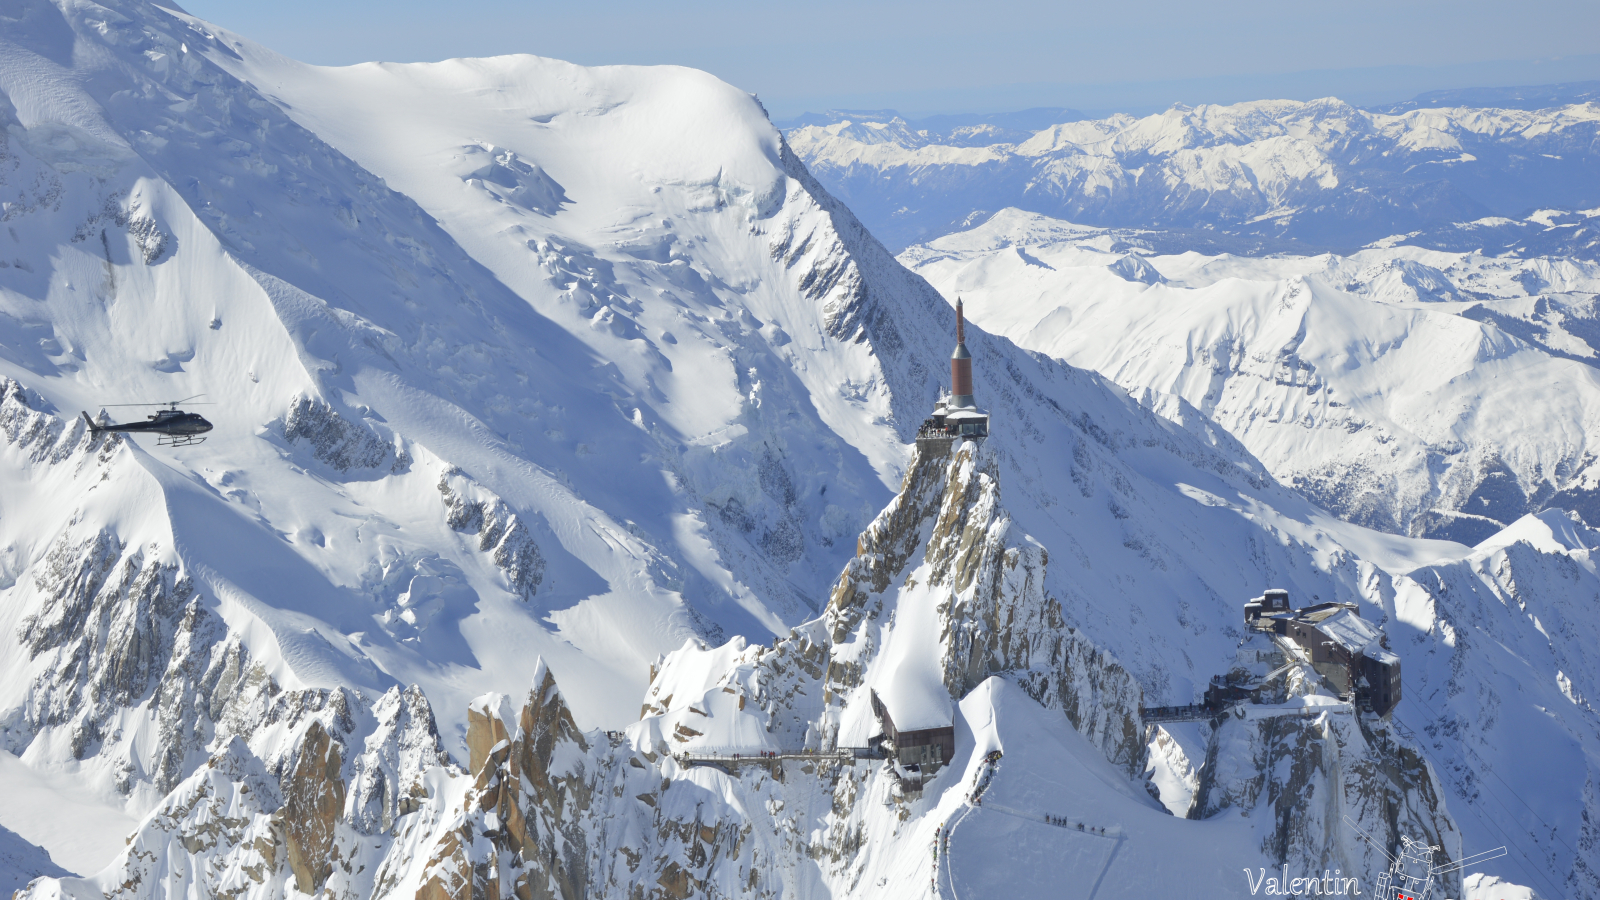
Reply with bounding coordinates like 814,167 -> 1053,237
21,682 -> 451,900
402,664 -> 592,900
633,437 -> 1146,780
818,438 -> 1147,774
1190,639 -> 1463,896
13,431 -> 1485,900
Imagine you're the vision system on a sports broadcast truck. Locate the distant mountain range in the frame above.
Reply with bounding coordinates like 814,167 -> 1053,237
901,207 -> 1600,545
783,87 -> 1600,253
1375,79 -> 1600,113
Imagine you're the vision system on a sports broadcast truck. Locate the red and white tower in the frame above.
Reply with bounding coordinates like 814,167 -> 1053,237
950,298 -> 974,409
926,297 -> 987,439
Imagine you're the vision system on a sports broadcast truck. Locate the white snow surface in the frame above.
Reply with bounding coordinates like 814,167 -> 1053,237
944,679 -> 1256,896
788,100 -> 1600,251
0,1 -> 1596,895
904,208 -> 1600,543
0,752 -> 130,878
0,820 -> 71,897
863,564 -> 954,733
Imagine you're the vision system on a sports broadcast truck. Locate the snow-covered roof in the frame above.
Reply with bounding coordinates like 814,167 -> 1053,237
1366,645 -> 1400,666
945,408 -> 989,421
877,677 -> 954,733
1316,609 -> 1387,658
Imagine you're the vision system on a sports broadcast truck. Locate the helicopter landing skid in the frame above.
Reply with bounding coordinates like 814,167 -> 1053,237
158,435 -> 207,448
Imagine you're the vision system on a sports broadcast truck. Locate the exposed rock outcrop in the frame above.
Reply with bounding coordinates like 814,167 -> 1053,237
279,721 -> 345,894
408,662 -> 591,900
348,685 -> 453,834
821,438 -> 1147,773
439,468 -> 545,602
0,378 -> 119,468
1192,640 -> 1463,896
283,396 -> 398,472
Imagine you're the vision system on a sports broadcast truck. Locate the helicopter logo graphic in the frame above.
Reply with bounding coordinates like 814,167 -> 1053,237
1344,816 -> 1506,900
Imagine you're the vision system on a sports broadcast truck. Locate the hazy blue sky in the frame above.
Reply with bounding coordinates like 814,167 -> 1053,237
178,0 -> 1600,118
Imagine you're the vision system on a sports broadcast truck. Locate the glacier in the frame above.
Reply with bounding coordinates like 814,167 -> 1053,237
0,0 -> 1596,898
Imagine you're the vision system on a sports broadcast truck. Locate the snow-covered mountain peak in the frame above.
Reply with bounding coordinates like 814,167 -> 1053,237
789,95 -> 1600,252
1473,507 -> 1600,559
0,0 -> 922,766
205,45 -> 790,219
0,1 -> 1594,894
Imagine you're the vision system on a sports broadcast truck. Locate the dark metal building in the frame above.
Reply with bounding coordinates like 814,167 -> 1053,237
870,689 -> 956,772
1246,591 -> 1402,717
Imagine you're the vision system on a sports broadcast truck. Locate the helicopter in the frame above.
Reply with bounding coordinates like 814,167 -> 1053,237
82,395 -> 214,447
1344,816 -> 1506,900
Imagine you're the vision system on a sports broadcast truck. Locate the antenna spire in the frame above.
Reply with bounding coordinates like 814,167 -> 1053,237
949,298 -> 974,409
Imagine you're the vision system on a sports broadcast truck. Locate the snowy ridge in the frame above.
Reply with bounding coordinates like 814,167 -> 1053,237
787,100 -> 1600,252
905,208 -> 1600,545
0,0 -> 1595,895
14,430 -> 1456,900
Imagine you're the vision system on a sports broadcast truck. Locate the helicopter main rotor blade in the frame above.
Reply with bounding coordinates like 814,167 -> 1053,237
1431,846 -> 1507,875
100,397 -> 215,407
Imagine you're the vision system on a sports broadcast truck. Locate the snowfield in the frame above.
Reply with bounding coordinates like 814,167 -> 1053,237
0,0 -> 1594,897
786,102 -> 1600,253
902,208 -> 1600,544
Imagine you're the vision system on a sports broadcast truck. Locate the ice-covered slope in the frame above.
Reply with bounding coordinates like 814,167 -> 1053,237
0,0 -> 909,748
904,208 -> 1600,544
0,0 -> 1597,894
787,101 -> 1600,252
0,0 -> 931,869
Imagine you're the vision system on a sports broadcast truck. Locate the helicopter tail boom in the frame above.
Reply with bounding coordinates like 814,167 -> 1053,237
81,412 -> 102,433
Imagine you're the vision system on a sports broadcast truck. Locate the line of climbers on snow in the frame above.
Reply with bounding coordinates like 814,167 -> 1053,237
1044,814 -> 1109,835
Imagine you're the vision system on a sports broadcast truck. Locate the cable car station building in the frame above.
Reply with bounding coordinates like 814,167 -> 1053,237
1246,590 -> 1402,717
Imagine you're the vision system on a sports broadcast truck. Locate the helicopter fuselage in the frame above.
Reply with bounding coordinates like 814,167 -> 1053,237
83,410 -> 214,437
